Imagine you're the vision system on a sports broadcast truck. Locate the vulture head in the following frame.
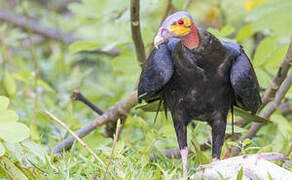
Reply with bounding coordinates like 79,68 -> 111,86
154,11 -> 199,49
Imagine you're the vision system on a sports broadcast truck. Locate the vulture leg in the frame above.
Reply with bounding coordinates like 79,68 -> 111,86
210,114 -> 227,160
172,112 -> 188,176
180,147 -> 188,177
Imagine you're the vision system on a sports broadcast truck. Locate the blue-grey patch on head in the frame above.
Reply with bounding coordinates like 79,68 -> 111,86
162,11 -> 193,28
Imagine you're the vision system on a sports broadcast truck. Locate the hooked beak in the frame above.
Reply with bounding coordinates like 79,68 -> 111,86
154,27 -> 172,48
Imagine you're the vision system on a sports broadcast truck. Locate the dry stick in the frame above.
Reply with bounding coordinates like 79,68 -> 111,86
278,101 -> 292,120
162,0 -> 176,24
51,91 -> 138,153
130,0 -> 146,67
44,110 -> 106,168
22,6 -> 40,135
236,37 -> 292,127
182,0 -> 193,11
52,0 -> 173,156
0,9 -> 120,57
232,71 -> 292,156
280,144 -> 292,166
102,119 -> 123,180
32,0 -> 81,13
71,90 -> 119,138
71,90 -> 104,115
0,9 -> 79,44
53,0 -> 147,153
147,0 -> 175,55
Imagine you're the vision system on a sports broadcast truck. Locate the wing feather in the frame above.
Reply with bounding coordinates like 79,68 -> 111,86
224,42 -> 262,114
138,40 -> 177,102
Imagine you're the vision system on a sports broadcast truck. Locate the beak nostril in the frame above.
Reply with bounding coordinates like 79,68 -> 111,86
160,28 -> 169,38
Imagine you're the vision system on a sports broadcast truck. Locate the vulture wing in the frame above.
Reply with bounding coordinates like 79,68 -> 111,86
138,38 -> 178,102
223,41 -> 262,114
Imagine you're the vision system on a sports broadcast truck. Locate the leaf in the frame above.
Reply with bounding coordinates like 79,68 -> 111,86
244,0 -> 268,11
191,137 -> 210,164
136,100 -> 163,112
4,71 -> 16,98
0,96 -> 9,111
236,167 -> 243,180
253,37 -> 277,67
0,110 -> 19,122
0,156 -> 28,180
0,123 -> 30,143
69,41 -> 101,53
242,138 -> 253,148
236,24 -> 256,42
0,142 -> 4,157
234,106 -> 271,123
137,101 -> 270,123
21,140 -> 46,162
111,50 -> 139,83
220,25 -> 235,37
265,44 -> 289,68
247,0 -> 292,37
207,28 -> 221,38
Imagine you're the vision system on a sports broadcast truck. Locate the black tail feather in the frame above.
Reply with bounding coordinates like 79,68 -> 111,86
154,97 -> 163,124
164,100 -> 168,120
231,104 -> 234,136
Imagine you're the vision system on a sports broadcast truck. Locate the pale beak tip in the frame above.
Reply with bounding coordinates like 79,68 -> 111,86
154,35 -> 164,49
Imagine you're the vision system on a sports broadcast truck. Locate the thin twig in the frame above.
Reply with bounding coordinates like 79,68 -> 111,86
22,5 -> 39,136
0,9 -> 79,44
0,9 -> 120,57
51,91 -> 138,153
260,37 -> 292,109
280,144 -> 292,166
71,90 -> 119,138
71,90 -> 104,115
236,37 -> 292,127
182,0 -> 192,11
130,0 -> 146,67
44,110 -> 106,167
102,119 -> 123,180
232,71 -> 292,156
147,0 -> 175,56
278,101 -> 292,120
27,159 -> 48,175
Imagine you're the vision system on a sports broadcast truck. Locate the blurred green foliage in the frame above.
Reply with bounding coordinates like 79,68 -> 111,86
0,0 -> 291,179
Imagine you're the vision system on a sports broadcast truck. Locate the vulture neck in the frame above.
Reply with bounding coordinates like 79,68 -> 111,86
181,23 -> 199,49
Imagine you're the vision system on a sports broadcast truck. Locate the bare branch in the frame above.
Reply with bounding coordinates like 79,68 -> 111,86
182,0 -> 193,11
261,37 -> 292,108
0,9 -> 79,44
102,119 -> 123,180
0,9 -> 120,57
51,91 -> 138,153
147,0 -> 175,55
71,90 -> 121,138
71,90 -> 104,115
44,110 -> 106,167
278,101 -> 292,120
236,37 -> 292,127
130,0 -> 146,67
232,71 -> 292,156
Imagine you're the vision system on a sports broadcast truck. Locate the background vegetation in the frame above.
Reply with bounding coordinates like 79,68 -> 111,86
0,0 -> 291,179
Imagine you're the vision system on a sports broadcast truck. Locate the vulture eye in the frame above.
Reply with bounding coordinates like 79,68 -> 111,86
178,19 -> 184,25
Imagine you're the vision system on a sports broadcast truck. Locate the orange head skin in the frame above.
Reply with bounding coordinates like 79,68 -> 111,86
154,11 -> 199,49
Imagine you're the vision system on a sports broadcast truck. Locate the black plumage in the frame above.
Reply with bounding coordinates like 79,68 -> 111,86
137,12 -> 261,175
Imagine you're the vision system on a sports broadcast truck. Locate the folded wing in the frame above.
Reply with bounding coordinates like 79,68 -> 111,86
224,42 -> 262,114
138,40 -> 177,102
